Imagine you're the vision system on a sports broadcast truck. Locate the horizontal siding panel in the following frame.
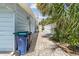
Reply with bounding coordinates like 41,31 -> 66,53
0,43 -> 13,46
16,27 -> 26,31
15,14 -> 29,32
0,46 -> 13,51
0,32 -> 13,36
15,5 -> 27,19
0,22 -> 14,27
0,17 -> 13,22
15,27 -> 28,32
0,10 -> 12,13
0,36 -> 14,39
0,27 -> 14,31
15,12 -> 27,19
0,13 -> 12,17
0,42 -> 13,46
16,22 -> 28,26
0,40 -> 13,45
15,23 -> 28,27
0,48 -> 13,51
0,36 -> 14,51
15,15 -> 28,24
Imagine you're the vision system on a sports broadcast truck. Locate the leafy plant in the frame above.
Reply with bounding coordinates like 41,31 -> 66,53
37,3 -> 79,47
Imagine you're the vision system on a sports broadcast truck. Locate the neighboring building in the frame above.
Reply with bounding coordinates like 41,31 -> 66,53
38,25 -> 43,32
0,3 -> 36,52
43,23 -> 56,34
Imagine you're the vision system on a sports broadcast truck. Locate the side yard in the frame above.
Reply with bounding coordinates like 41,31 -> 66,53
26,32 -> 69,56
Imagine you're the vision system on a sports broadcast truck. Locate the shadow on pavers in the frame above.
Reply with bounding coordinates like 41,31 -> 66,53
42,33 -> 53,38
27,32 -> 39,53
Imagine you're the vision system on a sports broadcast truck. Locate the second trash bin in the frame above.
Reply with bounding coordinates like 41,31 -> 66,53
14,31 -> 30,55
27,32 -> 32,51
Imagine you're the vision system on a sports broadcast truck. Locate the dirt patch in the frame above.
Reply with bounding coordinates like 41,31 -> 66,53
56,43 -> 79,56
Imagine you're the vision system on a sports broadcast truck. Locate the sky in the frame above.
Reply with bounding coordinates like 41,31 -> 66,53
28,3 -> 68,22
28,3 -> 47,22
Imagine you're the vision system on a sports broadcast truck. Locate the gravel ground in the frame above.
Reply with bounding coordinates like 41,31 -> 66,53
26,32 -> 69,56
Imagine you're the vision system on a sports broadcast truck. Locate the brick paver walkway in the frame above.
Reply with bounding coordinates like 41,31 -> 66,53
26,32 -> 69,56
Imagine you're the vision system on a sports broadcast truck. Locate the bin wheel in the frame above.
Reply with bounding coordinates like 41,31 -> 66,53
18,50 -> 21,56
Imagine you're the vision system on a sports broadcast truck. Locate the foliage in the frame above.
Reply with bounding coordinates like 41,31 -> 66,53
39,18 -> 54,26
37,3 -> 79,47
37,3 -> 48,16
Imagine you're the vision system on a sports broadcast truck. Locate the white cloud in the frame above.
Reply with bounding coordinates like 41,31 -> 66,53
30,3 -> 37,8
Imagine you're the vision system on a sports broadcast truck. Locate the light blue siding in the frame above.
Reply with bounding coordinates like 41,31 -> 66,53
0,7 -> 15,51
15,5 -> 30,32
30,17 -> 36,33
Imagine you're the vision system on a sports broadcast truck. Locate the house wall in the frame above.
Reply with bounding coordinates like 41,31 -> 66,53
7,3 -> 36,33
30,17 -> 36,33
15,4 -> 30,32
0,6 -> 15,51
